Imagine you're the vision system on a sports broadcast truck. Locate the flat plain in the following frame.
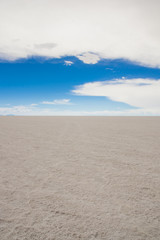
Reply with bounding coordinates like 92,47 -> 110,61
0,117 -> 160,240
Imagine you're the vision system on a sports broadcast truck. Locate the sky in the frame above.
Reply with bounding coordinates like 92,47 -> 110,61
0,0 -> 160,115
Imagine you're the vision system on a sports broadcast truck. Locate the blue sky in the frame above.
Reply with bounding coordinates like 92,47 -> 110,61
0,0 -> 160,115
0,57 -> 160,115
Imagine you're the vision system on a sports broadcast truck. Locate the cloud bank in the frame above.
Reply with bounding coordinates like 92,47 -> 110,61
73,78 -> 160,111
0,0 -> 160,67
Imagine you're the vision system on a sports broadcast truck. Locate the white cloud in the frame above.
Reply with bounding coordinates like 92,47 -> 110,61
0,0 -> 160,67
77,53 -> 100,64
34,43 -> 57,49
73,78 -> 160,110
30,103 -> 38,106
42,99 -> 71,105
64,60 -> 74,66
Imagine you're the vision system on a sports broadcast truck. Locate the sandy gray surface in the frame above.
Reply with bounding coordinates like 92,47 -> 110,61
0,116 -> 160,240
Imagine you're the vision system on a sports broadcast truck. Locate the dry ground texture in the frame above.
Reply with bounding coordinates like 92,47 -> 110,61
0,117 -> 160,240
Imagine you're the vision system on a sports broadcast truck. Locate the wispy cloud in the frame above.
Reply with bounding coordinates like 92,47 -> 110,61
64,61 -> 74,66
0,105 -> 160,116
42,99 -> 71,105
105,68 -> 114,71
0,0 -> 160,67
0,105 -> 34,115
30,103 -> 38,106
73,78 -> 160,111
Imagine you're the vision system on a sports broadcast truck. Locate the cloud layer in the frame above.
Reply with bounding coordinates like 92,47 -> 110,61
73,78 -> 160,111
0,0 -> 160,66
0,105 -> 160,116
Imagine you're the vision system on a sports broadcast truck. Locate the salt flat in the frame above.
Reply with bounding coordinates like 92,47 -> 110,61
0,117 -> 160,240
